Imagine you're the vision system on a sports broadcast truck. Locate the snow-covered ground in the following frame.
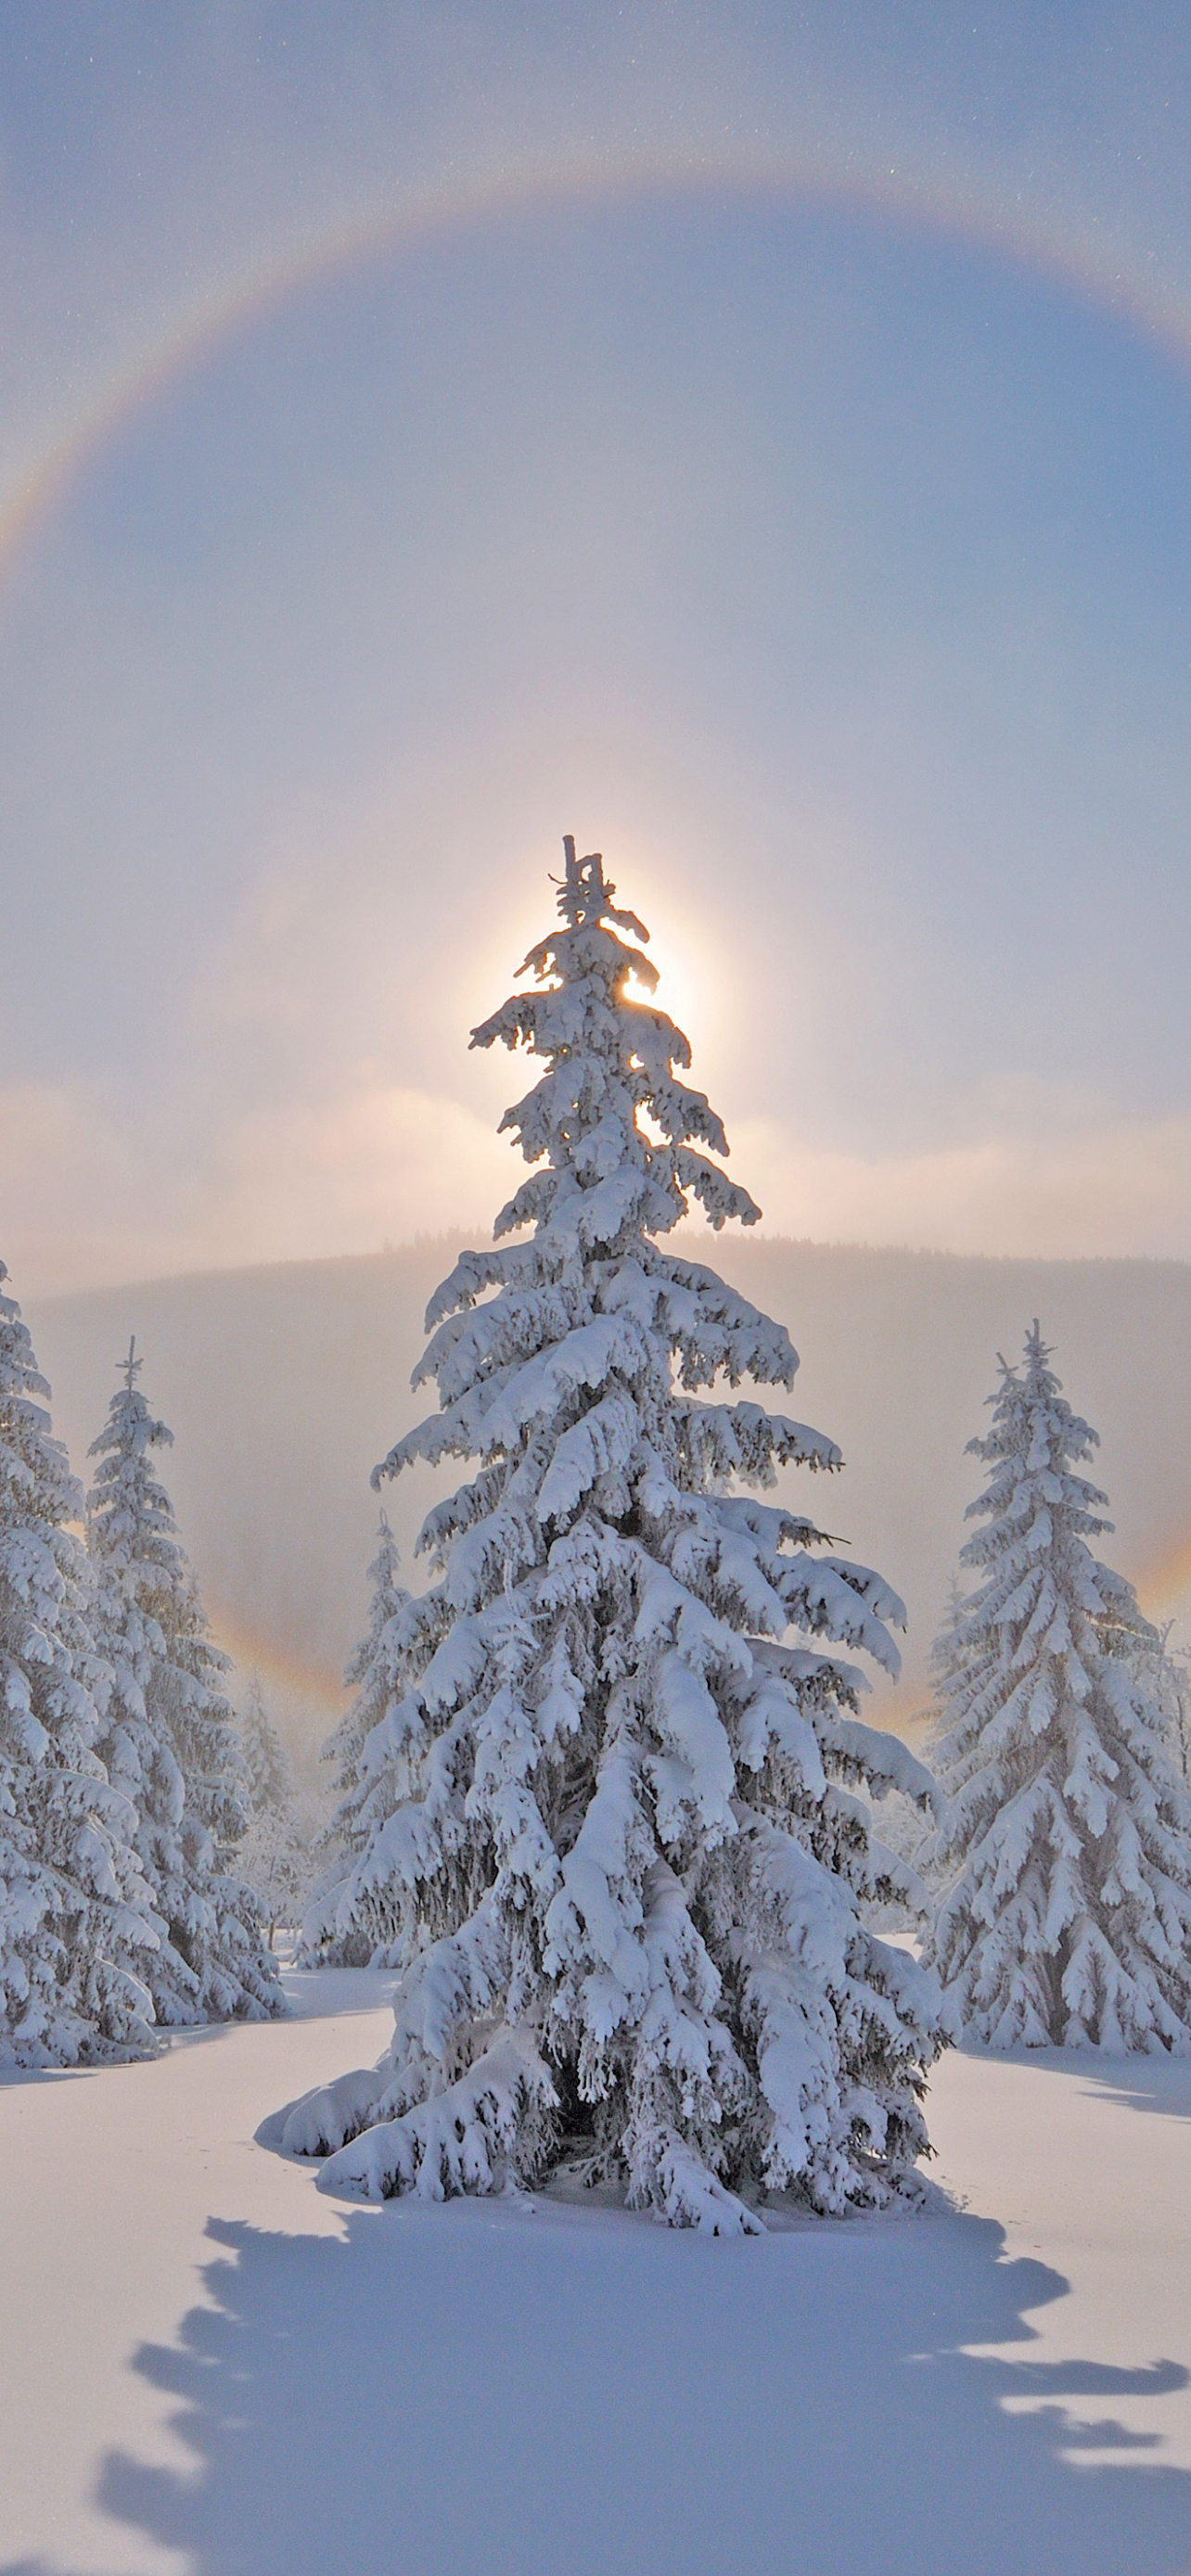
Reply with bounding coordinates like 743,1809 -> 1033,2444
2,1970 -> 1190,2576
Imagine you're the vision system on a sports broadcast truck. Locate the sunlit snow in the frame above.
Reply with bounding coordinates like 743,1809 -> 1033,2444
1,1967 -> 1189,2575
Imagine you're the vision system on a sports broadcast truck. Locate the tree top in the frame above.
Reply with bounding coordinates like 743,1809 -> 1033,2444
552,834 -> 650,942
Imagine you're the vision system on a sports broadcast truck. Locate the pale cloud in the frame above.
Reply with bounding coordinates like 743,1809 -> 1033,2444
734,1108 -> 1191,1262
0,1079 -> 147,1296
7,1062 -> 1191,1301
202,1082 -> 511,1265
0,1074 -> 506,1299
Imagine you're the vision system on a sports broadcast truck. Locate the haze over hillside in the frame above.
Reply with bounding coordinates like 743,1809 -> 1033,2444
28,1234 -> 1191,1770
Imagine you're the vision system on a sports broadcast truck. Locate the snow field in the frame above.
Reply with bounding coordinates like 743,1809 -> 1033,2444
2,1969 -> 1190,2576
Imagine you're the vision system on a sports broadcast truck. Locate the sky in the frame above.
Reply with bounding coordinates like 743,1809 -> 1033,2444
5,4 -> 1191,1294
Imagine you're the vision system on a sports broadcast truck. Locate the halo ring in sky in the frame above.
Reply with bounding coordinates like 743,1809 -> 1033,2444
6,136 -> 1191,1300
6,140 -> 1191,593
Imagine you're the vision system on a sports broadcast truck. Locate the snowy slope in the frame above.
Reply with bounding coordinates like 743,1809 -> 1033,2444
2,1978 -> 1190,2576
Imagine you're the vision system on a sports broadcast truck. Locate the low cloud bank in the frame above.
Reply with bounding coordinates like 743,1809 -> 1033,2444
9,1071 -> 1191,1300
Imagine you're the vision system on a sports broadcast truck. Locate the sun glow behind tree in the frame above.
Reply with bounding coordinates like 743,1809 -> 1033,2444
282,840 -> 942,2227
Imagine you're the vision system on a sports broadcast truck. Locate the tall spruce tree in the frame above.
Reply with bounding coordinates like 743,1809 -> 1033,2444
86,1341 -> 283,2024
237,1673 -> 316,1948
301,1511 -> 411,1967
283,842 -> 941,2227
924,1324 -> 1191,2050
0,1268 -> 159,2065
240,1671 -> 293,1815
1147,1626 -> 1191,1786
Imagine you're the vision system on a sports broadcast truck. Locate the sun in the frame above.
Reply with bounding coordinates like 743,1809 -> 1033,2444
612,857 -> 737,1094
462,835 -> 736,1085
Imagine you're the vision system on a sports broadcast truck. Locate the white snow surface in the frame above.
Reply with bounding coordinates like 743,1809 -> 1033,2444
2,1967 -> 1190,2576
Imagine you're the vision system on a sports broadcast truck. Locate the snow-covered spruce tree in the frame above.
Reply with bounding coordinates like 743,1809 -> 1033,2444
240,1671 -> 293,1815
237,1673 -> 309,1948
300,1511 -> 411,1967
86,1342 -> 283,2024
924,1324 -> 1191,2051
0,1269 -> 159,2065
1147,1625 -> 1191,1787
241,1796 -> 316,1948
238,1672 -> 330,1945
282,842 -> 941,2229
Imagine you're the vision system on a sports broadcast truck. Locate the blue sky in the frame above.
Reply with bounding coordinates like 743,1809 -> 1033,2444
4,5 -> 1191,1290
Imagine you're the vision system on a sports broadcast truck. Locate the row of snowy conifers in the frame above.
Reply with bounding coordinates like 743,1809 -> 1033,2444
274,845 -> 1191,2234
9,840 -> 1191,2233
0,1297 -> 282,2063
310,1320 -> 1191,2065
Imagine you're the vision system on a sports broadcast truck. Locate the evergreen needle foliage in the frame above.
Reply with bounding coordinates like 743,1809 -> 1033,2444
924,1325 -> 1191,2050
0,1269 -> 158,2065
240,1671 -> 293,1816
301,1511 -> 411,1968
284,843 -> 941,2228
238,1673 -> 319,1947
86,1343 -> 283,2024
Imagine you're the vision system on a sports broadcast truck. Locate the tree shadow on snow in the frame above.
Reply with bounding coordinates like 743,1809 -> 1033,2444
0,2062 -> 104,2094
955,2038 -> 1191,2124
278,1965 -> 399,2022
7,2195 -> 1191,2576
0,1969 -> 394,2098
1072,2055 -> 1191,2124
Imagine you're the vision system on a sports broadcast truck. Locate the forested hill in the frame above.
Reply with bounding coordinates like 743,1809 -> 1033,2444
28,1236 -> 1191,1764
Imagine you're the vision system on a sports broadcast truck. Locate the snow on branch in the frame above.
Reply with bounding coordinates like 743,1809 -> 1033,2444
292,842 -> 942,2223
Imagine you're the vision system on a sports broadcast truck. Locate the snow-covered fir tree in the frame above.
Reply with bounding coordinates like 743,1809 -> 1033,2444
237,1672 -> 321,1946
300,1511 -> 411,1967
86,1341 -> 283,2024
241,1795 -> 315,1947
1147,1624 -> 1191,1786
864,1580 -> 971,1933
924,1324 -> 1191,2051
240,1671 -> 293,1814
283,841 -> 941,2228
0,1269 -> 159,2065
